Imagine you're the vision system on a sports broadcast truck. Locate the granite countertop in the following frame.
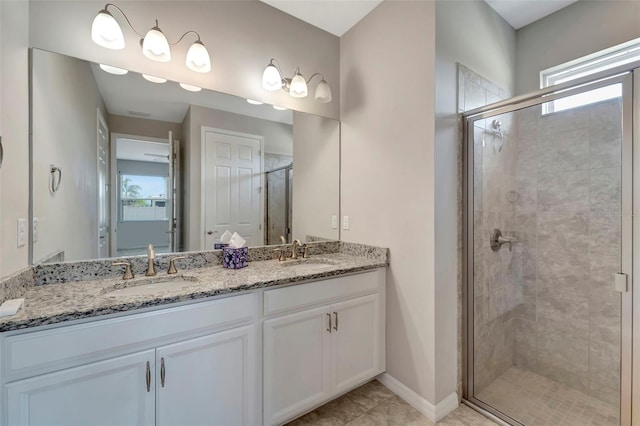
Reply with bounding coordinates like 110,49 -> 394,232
0,253 -> 387,332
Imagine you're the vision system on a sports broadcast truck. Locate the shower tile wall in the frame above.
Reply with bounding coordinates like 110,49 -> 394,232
512,99 -> 622,408
457,64 -> 514,393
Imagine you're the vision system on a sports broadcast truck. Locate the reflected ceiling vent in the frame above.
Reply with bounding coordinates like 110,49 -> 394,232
127,110 -> 152,118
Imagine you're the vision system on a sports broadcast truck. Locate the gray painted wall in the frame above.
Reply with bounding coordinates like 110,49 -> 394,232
435,0 -> 516,402
31,49 -> 108,263
516,0 -> 640,94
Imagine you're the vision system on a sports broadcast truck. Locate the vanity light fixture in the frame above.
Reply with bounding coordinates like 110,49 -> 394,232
91,4 -> 212,73
261,58 -> 332,103
99,64 -> 128,75
246,99 -> 264,105
142,74 -> 167,83
179,83 -> 202,92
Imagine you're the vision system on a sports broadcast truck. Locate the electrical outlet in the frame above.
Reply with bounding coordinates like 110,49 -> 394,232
332,215 -> 338,229
17,219 -> 26,247
343,216 -> 350,230
33,218 -> 39,243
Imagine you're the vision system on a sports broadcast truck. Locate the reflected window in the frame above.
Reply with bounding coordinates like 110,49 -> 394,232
120,174 -> 168,221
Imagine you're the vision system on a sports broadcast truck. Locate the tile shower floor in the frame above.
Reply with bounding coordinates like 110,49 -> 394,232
476,367 -> 619,426
287,380 -> 497,426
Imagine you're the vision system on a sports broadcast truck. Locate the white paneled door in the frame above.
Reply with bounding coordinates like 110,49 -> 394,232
97,109 -> 110,258
203,128 -> 263,249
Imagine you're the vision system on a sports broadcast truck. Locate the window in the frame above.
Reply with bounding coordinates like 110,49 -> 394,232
120,174 -> 169,221
540,37 -> 640,113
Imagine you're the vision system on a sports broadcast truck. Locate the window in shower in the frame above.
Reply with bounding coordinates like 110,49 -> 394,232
541,37 -> 640,113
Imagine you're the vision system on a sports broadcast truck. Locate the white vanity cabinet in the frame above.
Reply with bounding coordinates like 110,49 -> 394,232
263,269 -> 386,426
1,294 -> 259,426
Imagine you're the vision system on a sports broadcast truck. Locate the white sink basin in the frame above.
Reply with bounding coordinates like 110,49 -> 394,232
102,276 -> 198,297
280,260 -> 336,273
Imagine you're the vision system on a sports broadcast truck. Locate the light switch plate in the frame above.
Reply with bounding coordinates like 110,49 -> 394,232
343,216 -> 350,230
33,218 -> 39,243
17,218 -> 26,247
332,215 -> 338,229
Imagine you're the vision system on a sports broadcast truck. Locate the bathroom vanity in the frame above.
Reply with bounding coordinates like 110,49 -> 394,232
0,248 -> 387,426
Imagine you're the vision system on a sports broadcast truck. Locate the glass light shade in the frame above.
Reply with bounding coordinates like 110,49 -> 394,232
91,10 -> 125,50
179,83 -> 202,92
262,63 -> 283,91
273,105 -> 288,111
314,79 -> 332,103
289,72 -> 308,98
142,27 -> 171,62
247,99 -> 264,105
142,74 -> 167,83
186,41 -> 211,73
99,64 -> 128,75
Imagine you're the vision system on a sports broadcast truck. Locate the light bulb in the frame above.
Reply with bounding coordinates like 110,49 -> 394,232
186,41 -> 211,73
262,61 -> 283,91
247,99 -> 264,105
179,83 -> 202,92
91,9 -> 125,50
142,74 -> 167,83
142,25 -> 171,62
99,64 -> 128,75
289,70 -> 308,98
314,79 -> 332,103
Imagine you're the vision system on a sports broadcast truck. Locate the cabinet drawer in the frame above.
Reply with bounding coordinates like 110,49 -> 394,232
3,294 -> 257,380
264,269 -> 384,316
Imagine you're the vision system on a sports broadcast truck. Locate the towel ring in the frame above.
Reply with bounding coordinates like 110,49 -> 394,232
50,165 -> 62,193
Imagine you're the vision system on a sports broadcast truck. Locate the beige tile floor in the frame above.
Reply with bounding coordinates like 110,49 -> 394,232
286,380 -> 497,426
476,367 -> 619,426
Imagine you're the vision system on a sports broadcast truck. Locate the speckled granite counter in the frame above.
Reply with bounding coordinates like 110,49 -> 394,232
0,251 -> 387,332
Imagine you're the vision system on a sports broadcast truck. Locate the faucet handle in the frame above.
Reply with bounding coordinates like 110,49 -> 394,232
112,262 -> 134,280
302,245 -> 310,259
273,247 -> 286,262
167,256 -> 186,275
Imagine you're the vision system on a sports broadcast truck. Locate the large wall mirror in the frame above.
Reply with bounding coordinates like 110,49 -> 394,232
30,48 -> 340,263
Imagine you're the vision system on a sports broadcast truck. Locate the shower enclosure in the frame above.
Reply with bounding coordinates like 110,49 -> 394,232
463,68 -> 637,425
265,164 -> 293,245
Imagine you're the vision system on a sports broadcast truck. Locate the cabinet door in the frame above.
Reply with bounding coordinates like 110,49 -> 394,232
263,306 -> 332,426
6,350 -> 155,426
331,294 -> 381,394
156,325 -> 257,426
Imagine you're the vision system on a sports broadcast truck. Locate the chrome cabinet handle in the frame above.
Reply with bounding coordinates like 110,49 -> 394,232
333,312 -> 338,331
326,313 -> 332,333
146,361 -> 151,392
161,357 -> 166,387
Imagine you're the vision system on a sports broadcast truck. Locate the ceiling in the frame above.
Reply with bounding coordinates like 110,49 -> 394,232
90,64 -> 293,125
260,0 -> 579,35
485,0 -> 580,29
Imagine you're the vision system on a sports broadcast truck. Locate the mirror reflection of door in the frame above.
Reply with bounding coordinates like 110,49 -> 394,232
97,109 -> 110,258
202,128 -> 263,249
114,136 -> 172,256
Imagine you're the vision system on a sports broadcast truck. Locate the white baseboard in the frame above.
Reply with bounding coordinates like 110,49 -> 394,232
376,373 -> 459,422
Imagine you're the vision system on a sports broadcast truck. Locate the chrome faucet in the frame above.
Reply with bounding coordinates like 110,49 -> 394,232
145,244 -> 157,277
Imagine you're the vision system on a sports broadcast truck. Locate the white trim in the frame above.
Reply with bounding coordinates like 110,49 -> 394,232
376,373 -> 458,422
200,127 -> 265,250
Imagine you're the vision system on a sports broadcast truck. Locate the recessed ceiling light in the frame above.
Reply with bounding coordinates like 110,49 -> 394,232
142,74 -> 167,83
247,99 -> 264,105
179,82 -> 202,92
99,64 -> 128,75
273,105 -> 287,111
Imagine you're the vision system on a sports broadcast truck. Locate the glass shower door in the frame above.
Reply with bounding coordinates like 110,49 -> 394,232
465,76 -> 631,426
